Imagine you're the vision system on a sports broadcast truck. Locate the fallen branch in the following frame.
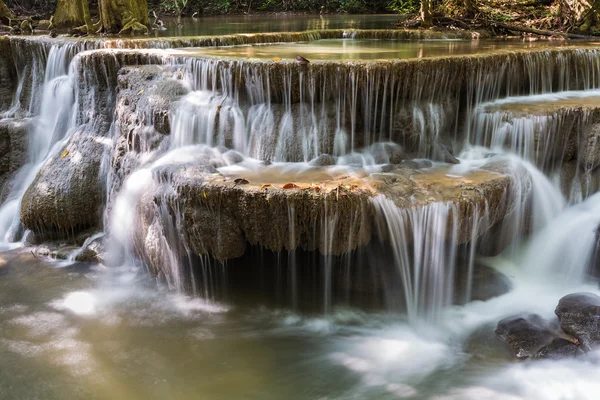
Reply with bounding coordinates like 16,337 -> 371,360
491,21 -> 596,39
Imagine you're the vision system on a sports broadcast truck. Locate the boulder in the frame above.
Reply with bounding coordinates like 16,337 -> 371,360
555,292 -> 600,350
455,262 -> 513,304
430,142 -> 459,164
310,154 -> 337,167
495,313 -> 558,359
20,127 -> 106,239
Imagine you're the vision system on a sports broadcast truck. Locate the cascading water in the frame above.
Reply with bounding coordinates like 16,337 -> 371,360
4,28 -> 600,400
373,196 -> 458,322
0,44 -> 77,244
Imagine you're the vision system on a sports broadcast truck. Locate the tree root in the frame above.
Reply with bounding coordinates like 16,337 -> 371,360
119,19 -> 148,35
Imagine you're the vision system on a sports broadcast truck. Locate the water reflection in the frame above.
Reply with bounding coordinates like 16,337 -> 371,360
184,38 -> 597,61
157,14 -> 400,37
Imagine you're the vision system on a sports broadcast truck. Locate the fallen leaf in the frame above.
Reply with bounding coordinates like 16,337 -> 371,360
234,178 -> 249,185
60,149 -> 69,159
271,57 -> 281,62
216,105 -> 222,111
261,184 -> 272,190
137,89 -> 144,95
283,183 -> 299,190
203,191 -> 207,199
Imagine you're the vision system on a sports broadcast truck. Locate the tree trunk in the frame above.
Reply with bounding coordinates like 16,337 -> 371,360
53,0 -> 92,30
98,0 -> 149,34
0,0 -> 13,25
420,0 -> 433,27
464,0 -> 474,18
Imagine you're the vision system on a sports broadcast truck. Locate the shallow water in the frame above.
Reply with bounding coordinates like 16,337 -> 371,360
1,244 -> 600,400
184,38 -> 600,61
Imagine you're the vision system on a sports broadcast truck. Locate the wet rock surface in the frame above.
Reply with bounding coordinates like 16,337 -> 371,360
110,64 -> 188,203
20,128 -> 106,240
494,293 -> 600,360
0,118 -> 31,201
454,262 -> 513,304
0,37 -> 15,111
132,150 -> 522,281
495,313 -> 564,359
555,292 -> 600,350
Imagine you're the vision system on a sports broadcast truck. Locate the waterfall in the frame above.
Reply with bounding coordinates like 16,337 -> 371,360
0,44 -> 77,244
372,196 -> 458,322
518,191 -> 600,282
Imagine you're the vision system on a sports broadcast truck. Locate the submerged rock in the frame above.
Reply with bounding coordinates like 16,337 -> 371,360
555,292 -> 600,350
310,154 -> 337,167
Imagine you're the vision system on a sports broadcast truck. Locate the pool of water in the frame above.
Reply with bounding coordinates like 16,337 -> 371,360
2,250 -> 600,400
182,38 -> 600,61
156,14 -> 400,37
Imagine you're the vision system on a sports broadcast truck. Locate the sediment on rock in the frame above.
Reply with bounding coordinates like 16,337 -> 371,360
129,154 -> 525,284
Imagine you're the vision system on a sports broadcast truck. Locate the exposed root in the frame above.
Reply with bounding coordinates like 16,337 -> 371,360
118,19 -> 148,35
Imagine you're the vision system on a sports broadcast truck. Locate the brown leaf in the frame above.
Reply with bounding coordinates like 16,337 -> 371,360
234,178 -> 249,185
261,184 -> 272,190
60,150 -> 69,159
283,183 -> 300,190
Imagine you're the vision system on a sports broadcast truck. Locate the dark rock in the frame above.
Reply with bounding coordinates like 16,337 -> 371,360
495,313 -> 557,359
431,142 -> 460,164
369,142 -> 404,164
470,265 -> 513,302
309,154 -> 337,167
555,292 -> 600,350
536,338 -> 584,359
22,230 -> 40,246
0,38 -> 15,112
74,236 -> 105,263
50,246 -> 79,261
0,118 -> 32,202
455,262 -> 513,303
224,150 -> 244,165
381,164 -> 395,173
398,160 -> 433,169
